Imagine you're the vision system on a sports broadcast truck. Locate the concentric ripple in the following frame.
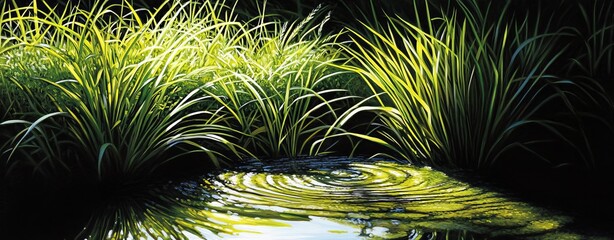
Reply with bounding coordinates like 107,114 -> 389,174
202,160 -> 570,237
80,158 -> 584,239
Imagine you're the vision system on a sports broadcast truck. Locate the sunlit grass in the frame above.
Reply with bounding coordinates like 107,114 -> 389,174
199,8 -> 352,158
330,0 -> 599,170
0,0 -> 355,183
0,0 -> 244,182
1,0 -> 612,182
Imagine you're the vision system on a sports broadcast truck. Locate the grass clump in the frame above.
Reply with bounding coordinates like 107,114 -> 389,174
0,0 -> 247,183
332,0 -> 601,170
0,0 -> 353,184
200,7 -> 352,158
2,0 -> 611,188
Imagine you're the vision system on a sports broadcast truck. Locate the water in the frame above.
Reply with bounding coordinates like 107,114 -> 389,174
77,157 -> 606,239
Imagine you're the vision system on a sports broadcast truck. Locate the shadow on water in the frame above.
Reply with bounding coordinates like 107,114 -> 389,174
2,157 -> 611,239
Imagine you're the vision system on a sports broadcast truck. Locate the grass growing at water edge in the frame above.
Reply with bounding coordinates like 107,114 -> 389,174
0,0 -> 350,183
202,7 -> 352,158
330,0 -> 603,170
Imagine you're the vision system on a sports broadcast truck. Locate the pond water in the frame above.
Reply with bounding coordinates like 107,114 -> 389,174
78,157 -> 605,239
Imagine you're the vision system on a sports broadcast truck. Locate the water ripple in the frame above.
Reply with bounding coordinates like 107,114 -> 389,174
80,158 -> 581,239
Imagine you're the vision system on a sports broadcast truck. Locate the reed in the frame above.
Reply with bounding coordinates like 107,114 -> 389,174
567,1 -> 614,81
0,0 -> 246,182
331,0 -> 594,170
198,6 -> 352,158
0,0 -> 354,183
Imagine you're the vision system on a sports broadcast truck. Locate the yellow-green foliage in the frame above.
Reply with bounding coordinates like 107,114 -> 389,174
0,0 -> 346,181
332,0 -> 595,170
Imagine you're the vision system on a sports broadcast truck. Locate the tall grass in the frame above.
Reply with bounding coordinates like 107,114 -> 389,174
0,0 -> 351,183
0,0 -> 247,182
567,1 -> 614,82
561,1 -> 614,171
331,0 -> 594,170
4,0 -> 606,182
200,7 -> 351,158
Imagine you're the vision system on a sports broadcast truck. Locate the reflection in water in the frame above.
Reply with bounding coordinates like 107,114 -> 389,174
79,158 -> 584,239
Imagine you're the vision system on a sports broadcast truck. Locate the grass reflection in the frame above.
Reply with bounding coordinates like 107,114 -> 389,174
78,158 -> 587,239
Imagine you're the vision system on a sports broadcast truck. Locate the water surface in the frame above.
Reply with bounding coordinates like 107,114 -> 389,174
79,157 -> 600,239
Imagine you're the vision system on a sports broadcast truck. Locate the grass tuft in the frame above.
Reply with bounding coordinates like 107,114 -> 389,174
331,0 -> 601,170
